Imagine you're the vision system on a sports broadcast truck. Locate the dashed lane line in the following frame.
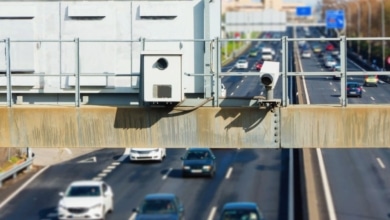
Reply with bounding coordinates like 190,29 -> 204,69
377,157 -> 386,169
207,206 -> 217,220
162,168 -> 173,180
225,167 -> 233,179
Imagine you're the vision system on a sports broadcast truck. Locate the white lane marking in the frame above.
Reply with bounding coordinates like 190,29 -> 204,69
299,48 -> 336,220
333,88 -> 336,92
162,168 -> 173,180
117,148 -> 130,162
0,166 -> 50,210
98,173 -> 107,177
207,206 -> 217,220
128,212 -> 137,220
317,149 -> 337,220
241,79 -> 244,82
112,162 -> 121,166
107,165 -> 117,169
93,177 -> 102,181
260,91 -> 263,95
329,82 -> 333,86
77,156 -> 97,163
376,158 -> 385,169
236,85 -> 240,89
370,97 -> 375,101
225,167 -> 233,179
230,92 -> 234,96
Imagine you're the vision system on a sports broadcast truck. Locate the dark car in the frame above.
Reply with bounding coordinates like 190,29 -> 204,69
346,82 -> 363,98
181,148 -> 216,177
219,202 -> 264,220
133,193 -> 185,220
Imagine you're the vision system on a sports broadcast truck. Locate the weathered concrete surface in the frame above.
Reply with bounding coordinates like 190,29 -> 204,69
0,106 -> 278,148
1,105 -> 390,148
281,105 -> 390,148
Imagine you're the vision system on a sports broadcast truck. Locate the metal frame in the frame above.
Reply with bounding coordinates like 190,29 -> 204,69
1,36 -> 390,108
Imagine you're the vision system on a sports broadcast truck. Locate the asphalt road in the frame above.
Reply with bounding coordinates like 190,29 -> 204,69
300,27 -> 390,220
0,148 -> 290,220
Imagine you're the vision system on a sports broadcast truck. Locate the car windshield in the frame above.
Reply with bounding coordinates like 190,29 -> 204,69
220,209 -> 259,220
140,199 -> 177,214
238,60 -> 247,63
66,186 -> 101,197
347,83 -> 360,88
185,151 -> 211,160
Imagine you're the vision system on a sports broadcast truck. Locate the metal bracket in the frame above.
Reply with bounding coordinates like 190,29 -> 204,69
258,99 -> 281,112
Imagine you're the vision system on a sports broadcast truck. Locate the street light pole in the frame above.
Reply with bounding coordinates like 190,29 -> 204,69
347,0 -> 361,53
362,0 -> 372,62
381,0 -> 385,70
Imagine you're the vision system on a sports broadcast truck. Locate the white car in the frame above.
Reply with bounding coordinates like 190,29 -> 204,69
301,50 -> 311,58
325,58 -> 337,68
129,148 -> 166,162
58,180 -> 114,220
235,59 -> 249,69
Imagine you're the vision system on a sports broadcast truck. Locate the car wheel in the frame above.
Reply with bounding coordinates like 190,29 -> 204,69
110,200 -> 114,213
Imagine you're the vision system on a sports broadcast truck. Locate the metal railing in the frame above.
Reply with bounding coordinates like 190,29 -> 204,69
0,157 -> 33,187
1,36 -> 389,107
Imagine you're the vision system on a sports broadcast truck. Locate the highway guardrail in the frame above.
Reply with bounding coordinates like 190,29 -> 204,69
0,157 -> 33,187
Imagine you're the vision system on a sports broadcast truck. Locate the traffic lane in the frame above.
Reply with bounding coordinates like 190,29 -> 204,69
222,42 -> 283,98
161,149 -> 239,220
301,36 -> 390,220
0,148 -> 124,220
103,149 -> 238,220
322,149 -> 390,220
103,148 -> 286,220
103,148 -> 187,220
207,149 -> 289,220
301,49 -> 390,104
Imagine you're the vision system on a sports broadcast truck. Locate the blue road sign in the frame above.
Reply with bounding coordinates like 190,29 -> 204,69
326,10 -> 345,29
296,6 -> 311,16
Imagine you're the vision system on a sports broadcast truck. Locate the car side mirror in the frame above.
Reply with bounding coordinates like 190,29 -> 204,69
59,192 -> 64,197
133,208 -> 139,212
180,156 -> 184,160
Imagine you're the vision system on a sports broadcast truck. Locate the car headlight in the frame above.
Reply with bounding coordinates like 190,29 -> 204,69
183,166 -> 190,170
130,149 -> 137,153
203,165 -> 211,170
152,149 -> 160,153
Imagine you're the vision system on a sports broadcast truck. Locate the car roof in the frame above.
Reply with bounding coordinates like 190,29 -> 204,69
222,202 -> 259,210
69,180 -> 102,187
144,193 -> 176,200
347,82 -> 360,85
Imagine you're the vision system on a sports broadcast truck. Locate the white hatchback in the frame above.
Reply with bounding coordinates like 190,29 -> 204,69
129,148 -> 166,162
58,180 -> 114,220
